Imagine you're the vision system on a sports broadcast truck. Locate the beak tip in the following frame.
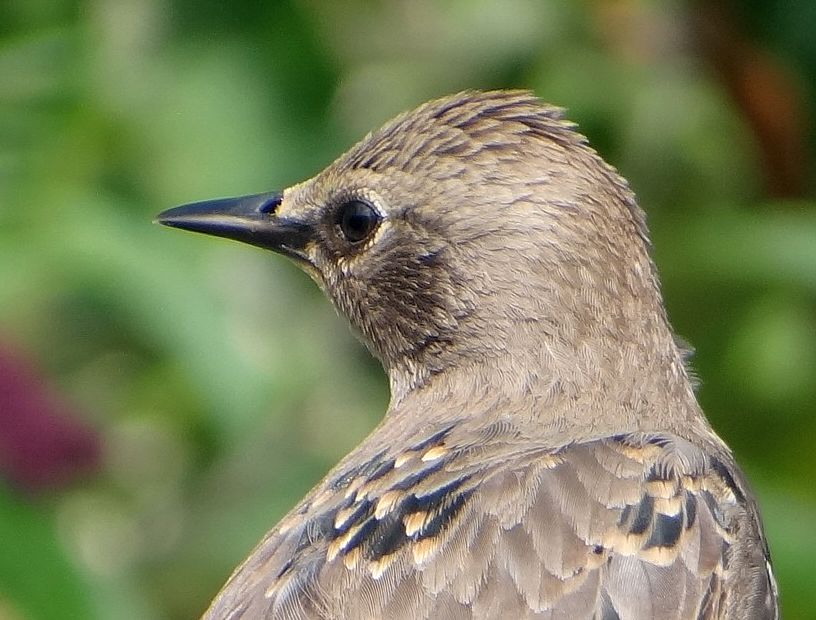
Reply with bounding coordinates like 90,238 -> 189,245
154,204 -> 195,228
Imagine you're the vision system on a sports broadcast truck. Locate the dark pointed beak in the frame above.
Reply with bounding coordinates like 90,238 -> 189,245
155,191 -> 313,258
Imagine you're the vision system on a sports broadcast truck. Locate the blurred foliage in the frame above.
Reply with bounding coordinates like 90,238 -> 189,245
1,0 -> 814,618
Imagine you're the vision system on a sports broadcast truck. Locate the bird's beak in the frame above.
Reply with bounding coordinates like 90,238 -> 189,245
155,192 -> 313,260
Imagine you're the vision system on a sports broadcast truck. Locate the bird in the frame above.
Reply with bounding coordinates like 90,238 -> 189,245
156,90 -> 778,619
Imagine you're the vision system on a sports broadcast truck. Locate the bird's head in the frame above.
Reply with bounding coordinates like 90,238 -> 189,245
158,91 -> 684,404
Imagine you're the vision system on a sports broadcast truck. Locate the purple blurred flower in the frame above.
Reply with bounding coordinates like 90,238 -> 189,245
0,342 -> 100,492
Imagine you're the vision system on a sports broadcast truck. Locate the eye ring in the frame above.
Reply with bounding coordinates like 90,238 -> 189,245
335,199 -> 380,244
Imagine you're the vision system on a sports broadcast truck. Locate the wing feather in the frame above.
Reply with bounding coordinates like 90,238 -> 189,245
204,432 -> 776,619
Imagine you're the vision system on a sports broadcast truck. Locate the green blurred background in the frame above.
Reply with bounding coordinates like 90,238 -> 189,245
1,1 -> 814,618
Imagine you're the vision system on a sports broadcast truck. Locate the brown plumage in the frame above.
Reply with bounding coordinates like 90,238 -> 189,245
157,90 -> 778,619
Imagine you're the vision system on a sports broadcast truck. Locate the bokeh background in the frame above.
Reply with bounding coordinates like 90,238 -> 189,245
1,1 -> 815,618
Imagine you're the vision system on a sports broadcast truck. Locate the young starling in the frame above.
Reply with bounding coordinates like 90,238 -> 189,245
157,91 -> 778,619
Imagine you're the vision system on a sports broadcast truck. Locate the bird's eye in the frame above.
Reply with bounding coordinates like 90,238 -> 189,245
336,200 -> 380,244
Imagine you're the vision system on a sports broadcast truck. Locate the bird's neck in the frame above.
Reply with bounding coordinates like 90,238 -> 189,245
376,223 -> 711,441
385,311 -> 707,443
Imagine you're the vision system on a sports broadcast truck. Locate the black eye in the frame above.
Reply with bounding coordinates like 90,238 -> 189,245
336,200 -> 380,244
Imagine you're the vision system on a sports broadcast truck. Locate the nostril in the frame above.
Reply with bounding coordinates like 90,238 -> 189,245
258,194 -> 283,215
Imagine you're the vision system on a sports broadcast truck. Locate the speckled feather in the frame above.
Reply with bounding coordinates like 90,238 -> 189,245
183,92 -> 777,619
205,426 -> 774,619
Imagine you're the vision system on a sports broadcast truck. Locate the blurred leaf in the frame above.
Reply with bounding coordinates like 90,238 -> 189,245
0,486 -> 91,619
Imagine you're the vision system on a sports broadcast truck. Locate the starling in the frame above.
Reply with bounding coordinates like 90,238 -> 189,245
157,91 -> 778,619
